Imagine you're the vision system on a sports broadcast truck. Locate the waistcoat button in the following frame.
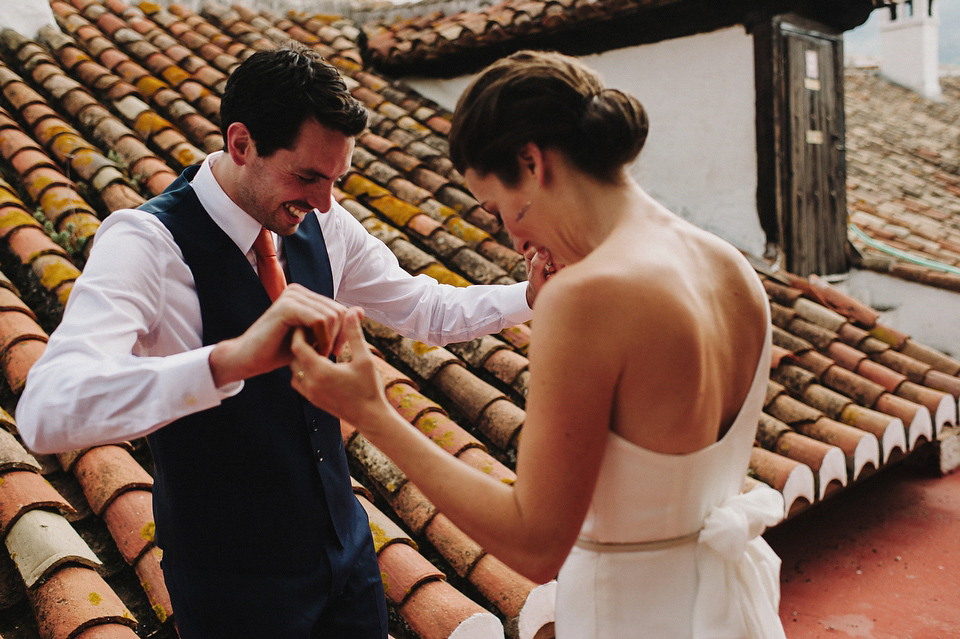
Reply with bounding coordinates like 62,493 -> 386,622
316,449 -> 323,463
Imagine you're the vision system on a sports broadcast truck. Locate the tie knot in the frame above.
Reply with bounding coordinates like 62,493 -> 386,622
253,227 -> 277,259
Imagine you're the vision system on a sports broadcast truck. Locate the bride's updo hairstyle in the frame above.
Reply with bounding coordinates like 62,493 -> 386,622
450,50 -> 648,186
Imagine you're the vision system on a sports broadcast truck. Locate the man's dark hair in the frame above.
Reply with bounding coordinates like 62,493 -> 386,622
220,42 -> 368,156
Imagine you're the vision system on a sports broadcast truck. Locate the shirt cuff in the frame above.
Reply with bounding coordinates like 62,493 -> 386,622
501,282 -> 535,326
176,345 -> 243,413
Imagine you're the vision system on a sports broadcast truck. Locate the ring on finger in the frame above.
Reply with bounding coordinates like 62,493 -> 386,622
296,370 -> 305,381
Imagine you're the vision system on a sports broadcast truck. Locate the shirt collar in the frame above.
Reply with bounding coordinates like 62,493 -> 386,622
191,151 -> 263,255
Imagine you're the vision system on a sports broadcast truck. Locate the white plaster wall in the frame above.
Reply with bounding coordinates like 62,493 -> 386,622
842,269 -> 960,357
406,27 -> 766,255
3,0 -> 59,39
878,0 -> 942,100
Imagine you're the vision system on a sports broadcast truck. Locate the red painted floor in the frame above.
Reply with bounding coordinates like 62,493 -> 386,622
765,461 -> 960,639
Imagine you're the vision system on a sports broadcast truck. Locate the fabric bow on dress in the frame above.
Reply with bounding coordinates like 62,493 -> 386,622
692,484 -> 787,639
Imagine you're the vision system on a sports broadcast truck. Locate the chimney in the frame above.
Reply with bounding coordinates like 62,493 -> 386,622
878,0 -> 942,100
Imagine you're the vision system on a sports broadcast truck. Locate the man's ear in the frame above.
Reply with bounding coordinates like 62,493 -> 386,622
225,122 -> 254,166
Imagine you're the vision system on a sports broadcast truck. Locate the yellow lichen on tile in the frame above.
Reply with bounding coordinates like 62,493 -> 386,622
140,521 -> 155,541
433,430 -> 454,449
370,195 -> 421,227
88,591 -> 103,605
134,111 -> 171,138
136,75 -> 168,98
418,415 -> 439,434
170,144 -> 205,168
418,263 -> 469,287
444,216 -> 491,246
152,603 -> 167,622
161,66 -> 190,87
368,520 -> 391,553
138,3 -> 164,17
0,208 -> 38,231
33,256 -> 80,291
412,341 -> 436,356
342,174 -> 390,198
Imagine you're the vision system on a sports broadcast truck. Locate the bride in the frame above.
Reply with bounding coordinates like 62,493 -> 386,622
290,50 -> 787,639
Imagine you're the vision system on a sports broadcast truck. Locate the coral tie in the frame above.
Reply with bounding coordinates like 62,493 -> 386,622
253,227 -> 286,302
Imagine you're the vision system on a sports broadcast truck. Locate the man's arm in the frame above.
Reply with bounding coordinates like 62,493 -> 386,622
17,212 -> 351,455
15,211 -> 237,454
328,207 -> 534,346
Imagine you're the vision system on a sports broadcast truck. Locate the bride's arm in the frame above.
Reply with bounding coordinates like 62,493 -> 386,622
291,276 -> 626,582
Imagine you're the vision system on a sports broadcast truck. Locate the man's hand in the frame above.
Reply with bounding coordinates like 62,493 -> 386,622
525,247 -> 562,308
208,284 -> 348,387
290,309 -> 387,429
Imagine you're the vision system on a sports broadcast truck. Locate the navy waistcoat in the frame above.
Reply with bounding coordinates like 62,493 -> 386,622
141,165 -> 361,573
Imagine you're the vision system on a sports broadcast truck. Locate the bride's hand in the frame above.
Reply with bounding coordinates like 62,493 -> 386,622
289,309 -> 389,429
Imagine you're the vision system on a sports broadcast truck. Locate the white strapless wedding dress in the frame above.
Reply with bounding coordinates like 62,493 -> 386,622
555,311 -> 787,638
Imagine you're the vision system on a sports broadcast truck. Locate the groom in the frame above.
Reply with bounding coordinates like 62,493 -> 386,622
16,43 -> 538,637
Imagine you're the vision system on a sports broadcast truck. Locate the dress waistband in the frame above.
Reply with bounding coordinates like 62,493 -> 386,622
575,530 -> 700,553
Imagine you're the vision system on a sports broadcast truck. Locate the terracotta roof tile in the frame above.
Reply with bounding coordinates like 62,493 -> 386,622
6,509 -> 101,587
0,4 -> 957,637
360,494 -> 415,554
756,413 -> 847,499
100,488 -> 155,564
421,512 -> 483,577
70,445 -> 154,515
0,470 -> 75,538
0,427 -> 43,474
29,565 -> 136,638
386,480 -> 438,536
749,446 -> 816,517
398,576 -> 504,639
132,546 -> 172,624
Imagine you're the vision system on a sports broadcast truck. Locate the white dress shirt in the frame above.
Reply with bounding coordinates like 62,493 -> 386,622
16,152 -> 532,454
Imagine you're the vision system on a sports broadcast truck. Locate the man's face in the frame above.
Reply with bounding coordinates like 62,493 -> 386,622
234,118 -> 354,236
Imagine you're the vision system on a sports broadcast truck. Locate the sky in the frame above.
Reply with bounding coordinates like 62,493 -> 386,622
844,1 -> 960,65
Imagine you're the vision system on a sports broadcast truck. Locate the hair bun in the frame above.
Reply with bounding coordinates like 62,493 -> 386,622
450,50 -> 650,184
578,89 -> 649,171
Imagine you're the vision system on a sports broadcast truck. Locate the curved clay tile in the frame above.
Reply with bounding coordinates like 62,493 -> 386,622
28,565 -> 136,637
100,489 -> 155,564
475,398 -> 526,450
749,447 -> 815,518
415,412 -> 485,458
923,369 -> 960,399
377,539 -> 445,603
360,495 -> 416,556
2,336 -> 50,394
7,510 -> 102,588
133,546 -> 173,624
0,469 -> 75,539
756,411 -> 847,499
95,11 -> 128,37
0,306 -> 48,358
401,576 -> 505,639
99,181 -> 147,212
0,427 -> 43,474
70,445 -> 154,516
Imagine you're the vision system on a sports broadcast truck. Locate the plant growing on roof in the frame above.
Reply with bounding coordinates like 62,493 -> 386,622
32,208 -> 87,259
